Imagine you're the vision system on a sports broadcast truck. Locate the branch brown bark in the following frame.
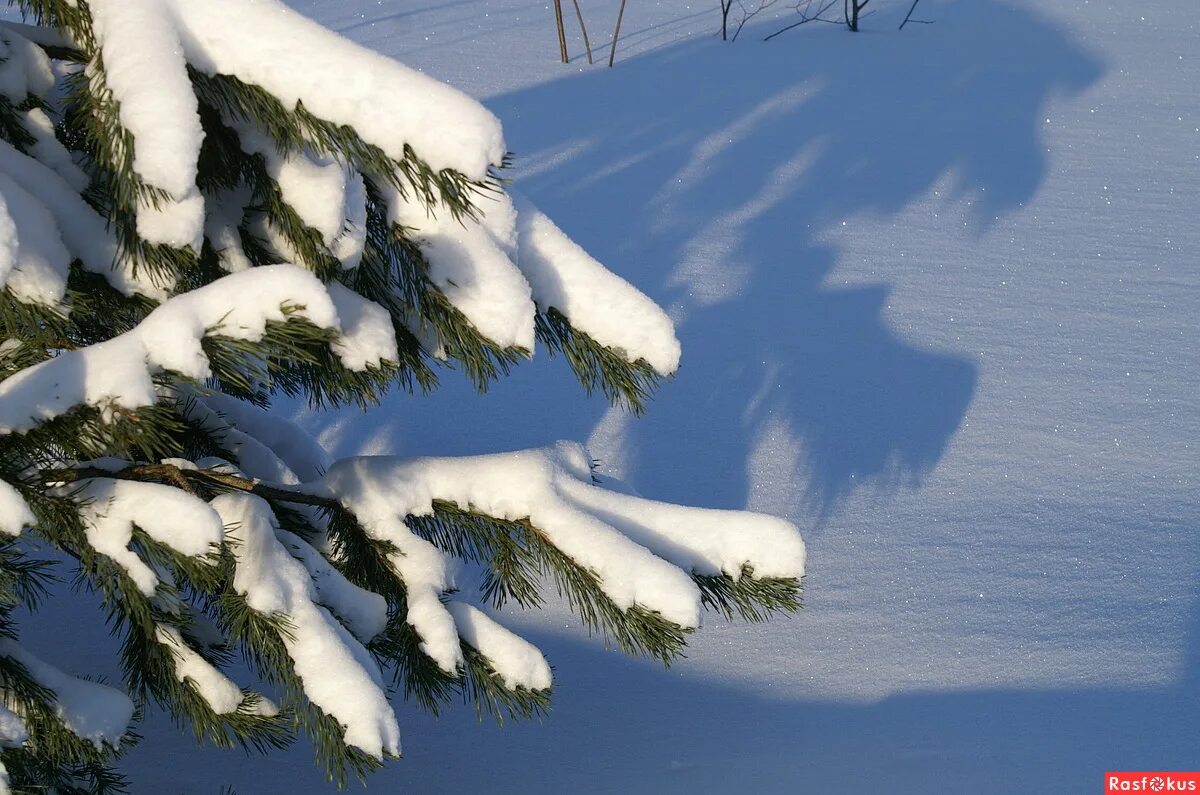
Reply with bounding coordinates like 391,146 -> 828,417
572,0 -> 594,64
41,464 -> 336,508
608,0 -> 628,67
553,0 -> 570,63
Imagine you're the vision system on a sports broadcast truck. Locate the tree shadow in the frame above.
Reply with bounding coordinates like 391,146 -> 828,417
477,0 -> 1103,516
379,576 -> 1200,794
114,550 -> 1198,793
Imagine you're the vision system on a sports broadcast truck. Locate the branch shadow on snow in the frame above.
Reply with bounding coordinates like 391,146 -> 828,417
108,5 -> 1192,792
382,581 -> 1200,794
476,0 -> 1103,517
117,562 -> 1199,793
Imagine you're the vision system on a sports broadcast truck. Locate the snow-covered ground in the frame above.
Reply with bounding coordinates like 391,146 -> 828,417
22,0 -> 1199,791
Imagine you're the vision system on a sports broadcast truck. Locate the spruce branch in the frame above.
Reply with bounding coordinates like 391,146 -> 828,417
535,308 -> 666,414
189,70 -> 490,223
39,463 -> 336,509
0,4 -> 806,788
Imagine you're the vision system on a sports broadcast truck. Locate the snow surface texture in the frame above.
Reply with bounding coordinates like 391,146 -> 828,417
46,0 -> 1187,792
4,0 -> 1194,791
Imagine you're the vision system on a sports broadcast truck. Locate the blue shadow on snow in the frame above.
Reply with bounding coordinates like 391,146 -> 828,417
481,0 -> 1102,516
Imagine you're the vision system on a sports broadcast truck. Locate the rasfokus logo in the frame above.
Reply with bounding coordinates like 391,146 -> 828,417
1106,772 -> 1200,793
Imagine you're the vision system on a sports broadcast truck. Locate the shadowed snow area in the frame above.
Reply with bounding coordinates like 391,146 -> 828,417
17,0 -> 1196,791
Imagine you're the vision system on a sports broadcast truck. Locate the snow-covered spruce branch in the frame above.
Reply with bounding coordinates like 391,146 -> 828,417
40,444 -> 807,662
0,0 -> 805,789
39,462 -> 335,507
24,443 -> 803,784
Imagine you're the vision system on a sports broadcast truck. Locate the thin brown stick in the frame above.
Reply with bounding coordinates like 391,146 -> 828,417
553,0 -> 570,63
42,464 -> 337,509
608,0 -> 628,68
571,0 -> 594,64
762,0 -> 841,41
898,0 -> 928,29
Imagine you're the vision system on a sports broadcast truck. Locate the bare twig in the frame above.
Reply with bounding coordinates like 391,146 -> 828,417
763,0 -> 840,40
846,0 -> 868,31
899,0 -> 933,29
553,0 -> 569,63
731,0 -> 780,41
43,464 -> 337,509
572,0 -> 594,63
608,0 -> 628,67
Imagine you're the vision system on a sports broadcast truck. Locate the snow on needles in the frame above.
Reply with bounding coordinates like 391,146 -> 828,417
445,602 -> 552,691
178,393 -> 303,486
513,194 -> 681,375
231,122 -> 369,269
0,703 -> 27,749
0,5 -> 682,376
0,639 -> 134,749
89,0 -> 205,250
0,265 -> 397,435
385,185 -> 537,352
312,442 -> 807,668
0,29 -> 54,104
0,2 -> 806,766
0,701 -> 22,794
210,493 -> 400,759
327,282 -> 400,371
0,138 -> 168,300
186,390 -> 330,482
0,478 -> 34,537
153,625 -> 246,715
234,125 -> 349,247
167,0 -> 505,180
0,172 -> 71,308
21,109 -> 89,193
273,531 -> 388,643
59,478 -> 224,595
384,186 -> 682,369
